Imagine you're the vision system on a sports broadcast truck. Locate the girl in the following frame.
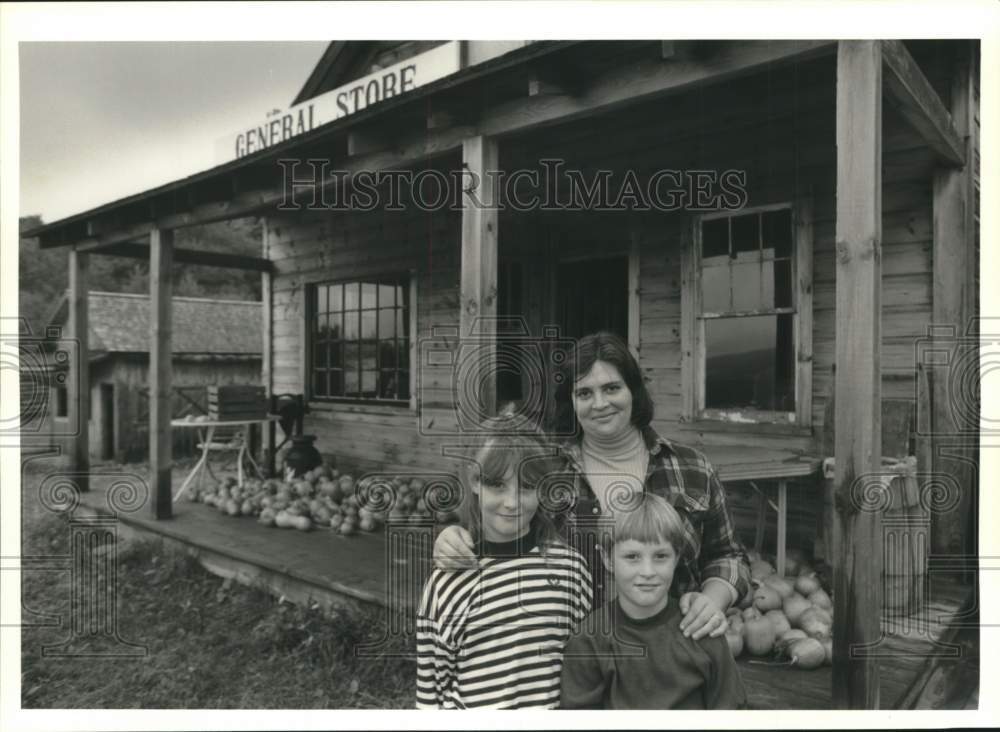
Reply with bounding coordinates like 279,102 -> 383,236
415,413 -> 593,709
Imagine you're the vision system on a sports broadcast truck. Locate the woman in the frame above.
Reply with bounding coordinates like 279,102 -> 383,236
434,331 -> 750,640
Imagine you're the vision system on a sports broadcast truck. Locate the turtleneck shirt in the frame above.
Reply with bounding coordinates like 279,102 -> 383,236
580,426 -> 650,514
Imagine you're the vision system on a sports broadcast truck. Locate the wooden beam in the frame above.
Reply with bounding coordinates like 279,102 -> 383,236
528,73 -> 569,98
881,40 -> 966,167
459,135 -> 499,421
95,242 -> 274,272
347,129 -> 393,158
261,219 -> 273,400
67,249 -> 89,492
832,40 -> 883,710
930,43 -> 976,557
40,40 -> 835,251
149,228 -> 173,520
482,40 -> 835,139
794,195 -> 815,428
628,230 -> 641,359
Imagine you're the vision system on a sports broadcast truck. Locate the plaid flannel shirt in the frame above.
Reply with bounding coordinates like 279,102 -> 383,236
560,426 -> 751,607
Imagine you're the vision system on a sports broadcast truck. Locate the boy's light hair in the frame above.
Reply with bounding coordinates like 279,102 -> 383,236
606,492 -> 685,551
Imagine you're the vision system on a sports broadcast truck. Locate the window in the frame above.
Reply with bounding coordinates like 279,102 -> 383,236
683,202 -> 812,425
309,276 -> 410,403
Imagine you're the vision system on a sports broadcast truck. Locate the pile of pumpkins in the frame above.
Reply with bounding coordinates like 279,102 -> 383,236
725,550 -> 834,670
187,463 -> 460,536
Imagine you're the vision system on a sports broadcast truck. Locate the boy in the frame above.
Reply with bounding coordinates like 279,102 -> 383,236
559,492 -> 747,709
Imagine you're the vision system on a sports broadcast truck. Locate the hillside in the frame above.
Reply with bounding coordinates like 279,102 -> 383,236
18,216 -> 263,336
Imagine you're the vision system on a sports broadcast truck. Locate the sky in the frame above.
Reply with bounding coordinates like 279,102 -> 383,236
19,41 -> 328,222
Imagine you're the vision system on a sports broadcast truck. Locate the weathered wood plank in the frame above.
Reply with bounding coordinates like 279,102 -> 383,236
67,248 -> 90,492
832,40 -> 883,709
628,230 -> 641,357
458,136 -> 499,420
95,242 -> 273,272
485,41 -> 835,141
881,40 -> 965,167
796,196 -> 815,428
262,221 -> 272,396
930,43 -> 976,558
149,228 -> 173,520
679,217 -> 697,420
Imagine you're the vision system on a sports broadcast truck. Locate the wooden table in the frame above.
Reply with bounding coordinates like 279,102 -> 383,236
170,417 -> 279,501
701,445 -> 823,577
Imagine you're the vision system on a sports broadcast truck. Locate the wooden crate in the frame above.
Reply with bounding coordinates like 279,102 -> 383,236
207,385 -> 267,421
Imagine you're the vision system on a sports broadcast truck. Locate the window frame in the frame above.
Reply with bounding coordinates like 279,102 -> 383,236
306,273 -> 414,407
681,199 -> 813,428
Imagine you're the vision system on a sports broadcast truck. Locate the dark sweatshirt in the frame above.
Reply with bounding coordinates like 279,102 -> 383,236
559,599 -> 747,709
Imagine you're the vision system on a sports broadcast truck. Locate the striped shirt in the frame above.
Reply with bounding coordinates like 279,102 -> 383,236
416,529 -> 593,709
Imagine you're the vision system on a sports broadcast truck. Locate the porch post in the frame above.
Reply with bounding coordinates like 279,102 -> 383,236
67,248 -> 89,492
832,40 -> 882,709
930,44 -> 976,560
150,228 -> 173,519
460,136 -> 499,421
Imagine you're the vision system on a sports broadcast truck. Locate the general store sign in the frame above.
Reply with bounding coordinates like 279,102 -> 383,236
216,42 -> 461,163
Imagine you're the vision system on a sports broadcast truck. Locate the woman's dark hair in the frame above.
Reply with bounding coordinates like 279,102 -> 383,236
550,331 -> 654,438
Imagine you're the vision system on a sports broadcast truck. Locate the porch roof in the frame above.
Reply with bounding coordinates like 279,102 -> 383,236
23,40 -> 839,251
22,40 -> 576,248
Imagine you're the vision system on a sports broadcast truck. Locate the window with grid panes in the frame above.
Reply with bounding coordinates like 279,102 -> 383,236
310,277 -> 410,402
697,205 -> 797,419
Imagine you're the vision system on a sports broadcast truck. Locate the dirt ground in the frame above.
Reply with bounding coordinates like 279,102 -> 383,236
19,455 -> 416,709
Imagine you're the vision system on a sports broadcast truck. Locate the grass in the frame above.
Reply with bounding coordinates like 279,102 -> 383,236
20,460 -> 417,709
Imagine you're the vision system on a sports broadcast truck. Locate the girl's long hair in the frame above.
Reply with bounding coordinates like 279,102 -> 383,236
458,410 -> 568,553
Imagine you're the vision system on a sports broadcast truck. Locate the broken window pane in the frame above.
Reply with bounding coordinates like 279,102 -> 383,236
732,213 -> 759,255
702,217 -> 729,259
774,260 -> 793,308
704,314 -> 795,411
763,208 -> 793,258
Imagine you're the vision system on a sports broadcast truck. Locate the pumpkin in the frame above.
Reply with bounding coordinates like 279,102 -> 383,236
764,609 -> 791,637
742,616 -> 776,656
725,630 -> 744,658
775,628 -> 809,655
783,594 -> 812,626
753,584 -> 783,613
798,608 -> 832,640
788,637 -> 826,669
794,572 -> 821,596
808,588 -> 833,611
762,574 -> 796,599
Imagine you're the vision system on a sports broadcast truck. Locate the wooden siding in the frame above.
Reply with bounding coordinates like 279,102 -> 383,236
265,48 -> 960,554
266,161 -> 466,475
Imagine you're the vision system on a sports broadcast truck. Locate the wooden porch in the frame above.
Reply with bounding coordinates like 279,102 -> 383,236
25,39 -> 981,710
64,466 -> 973,711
